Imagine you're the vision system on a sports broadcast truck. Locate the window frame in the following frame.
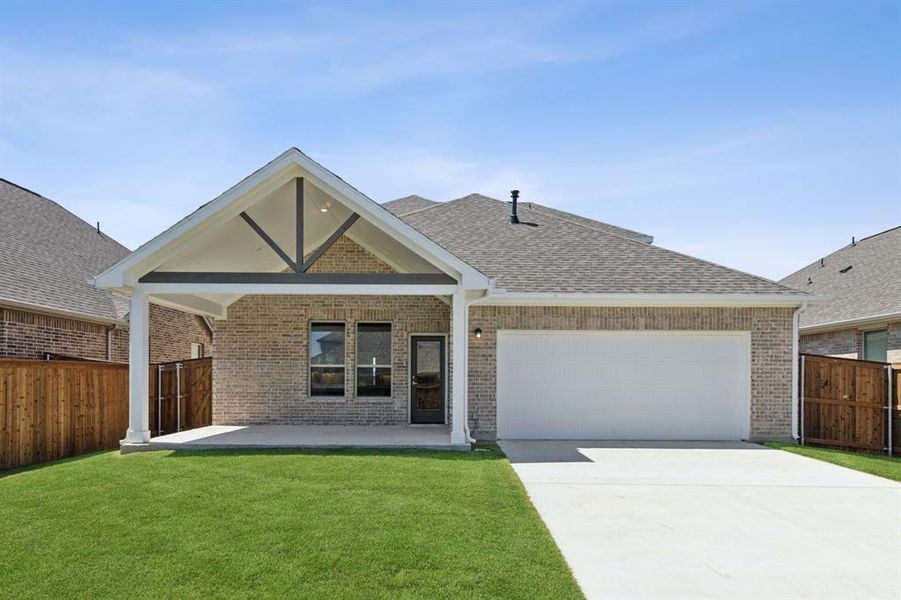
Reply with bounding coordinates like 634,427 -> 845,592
355,321 -> 393,398
862,328 -> 888,362
190,342 -> 204,359
309,321 -> 347,398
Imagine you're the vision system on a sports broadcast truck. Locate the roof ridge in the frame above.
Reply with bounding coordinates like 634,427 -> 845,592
461,193 -> 654,244
1,178 -> 131,254
859,224 -> 901,243
0,178 -> 48,198
450,193 -> 799,293
397,194 -> 478,217
780,224 -> 901,282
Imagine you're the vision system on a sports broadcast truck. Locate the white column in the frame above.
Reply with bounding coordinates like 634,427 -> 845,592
124,289 -> 150,444
451,289 -> 468,445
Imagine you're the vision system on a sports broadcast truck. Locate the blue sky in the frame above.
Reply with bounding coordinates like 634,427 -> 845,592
1,1 -> 898,280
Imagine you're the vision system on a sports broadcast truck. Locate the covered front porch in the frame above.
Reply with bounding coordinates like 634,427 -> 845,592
128,424 -> 467,452
94,149 -> 491,451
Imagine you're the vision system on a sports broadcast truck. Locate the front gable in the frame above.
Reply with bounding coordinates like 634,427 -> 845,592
94,148 -> 490,317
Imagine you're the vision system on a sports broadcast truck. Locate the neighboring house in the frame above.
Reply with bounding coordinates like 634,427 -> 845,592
0,179 -> 212,363
780,226 -> 900,363
94,148 -> 810,447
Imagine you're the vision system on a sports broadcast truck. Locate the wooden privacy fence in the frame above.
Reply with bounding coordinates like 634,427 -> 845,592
800,354 -> 899,455
1,357 -> 212,470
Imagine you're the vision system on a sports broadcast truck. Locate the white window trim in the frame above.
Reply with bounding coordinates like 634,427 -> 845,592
309,321 -> 347,398
355,321 -> 393,398
190,342 -> 204,359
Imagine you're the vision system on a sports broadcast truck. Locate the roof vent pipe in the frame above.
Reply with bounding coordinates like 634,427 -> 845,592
509,190 -> 520,224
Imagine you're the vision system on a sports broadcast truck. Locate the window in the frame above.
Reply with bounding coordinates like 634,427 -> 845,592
310,323 -> 345,396
356,323 -> 392,397
190,343 -> 204,359
863,329 -> 888,362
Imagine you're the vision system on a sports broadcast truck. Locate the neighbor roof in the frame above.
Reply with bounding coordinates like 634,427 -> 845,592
400,194 -> 798,295
779,226 -> 901,329
0,179 -> 130,323
385,195 -> 654,243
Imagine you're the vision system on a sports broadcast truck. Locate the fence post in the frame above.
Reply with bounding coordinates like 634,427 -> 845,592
157,364 -> 163,435
799,355 -> 806,446
176,363 -> 183,433
888,366 -> 894,458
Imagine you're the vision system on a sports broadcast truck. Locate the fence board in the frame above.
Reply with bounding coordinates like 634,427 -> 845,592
1,357 -> 212,470
801,354 -> 890,454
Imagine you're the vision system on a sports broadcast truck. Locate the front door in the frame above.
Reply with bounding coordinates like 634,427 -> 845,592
410,336 -> 446,424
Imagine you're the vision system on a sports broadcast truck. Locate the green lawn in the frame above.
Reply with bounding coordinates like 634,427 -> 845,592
764,442 -> 901,482
0,448 -> 582,599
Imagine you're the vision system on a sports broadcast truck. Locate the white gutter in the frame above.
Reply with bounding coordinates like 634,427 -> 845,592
791,300 -> 809,441
799,311 -> 901,334
0,298 -> 125,326
473,291 -> 819,308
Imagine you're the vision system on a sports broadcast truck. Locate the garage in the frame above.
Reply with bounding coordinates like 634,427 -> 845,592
496,330 -> 751,440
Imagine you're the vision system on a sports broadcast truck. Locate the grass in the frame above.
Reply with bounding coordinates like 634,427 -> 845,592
0,448 -> 582,599
764,442 -> 901,482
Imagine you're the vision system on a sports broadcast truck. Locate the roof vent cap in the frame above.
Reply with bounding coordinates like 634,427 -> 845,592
509,190 -> 520,224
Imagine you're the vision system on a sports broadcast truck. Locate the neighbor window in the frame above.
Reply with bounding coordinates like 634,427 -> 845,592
356,323 -> 392,397
863,329 -> 888,362
310,322 -> 346,396
190,343 -> 204,359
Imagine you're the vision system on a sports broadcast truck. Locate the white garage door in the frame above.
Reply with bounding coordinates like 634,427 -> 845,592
497,331 -> 750,440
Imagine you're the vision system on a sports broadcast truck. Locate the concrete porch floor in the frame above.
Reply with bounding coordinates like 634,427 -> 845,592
124,425 -> 468,452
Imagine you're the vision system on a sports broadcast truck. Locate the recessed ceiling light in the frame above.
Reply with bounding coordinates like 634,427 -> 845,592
320,207 -> 328,213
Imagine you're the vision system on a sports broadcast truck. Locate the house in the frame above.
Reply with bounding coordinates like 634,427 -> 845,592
93,148 -> 811,448
0,179 -> 212,363
779,226 -> 900,363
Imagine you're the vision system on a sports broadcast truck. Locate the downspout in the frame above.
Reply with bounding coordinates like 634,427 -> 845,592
791,300 -> 808,441
106,325 -> 117,362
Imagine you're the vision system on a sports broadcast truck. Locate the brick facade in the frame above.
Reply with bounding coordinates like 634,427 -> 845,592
800,320 -> 901,362
212,294 -> 450,426
212,234 -> 454,426
467,305 -> 795,440
0,304 -> 211,363
210,236 -> 795,439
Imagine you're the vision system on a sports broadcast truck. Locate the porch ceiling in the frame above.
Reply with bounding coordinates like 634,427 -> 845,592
150,177 -> 447,312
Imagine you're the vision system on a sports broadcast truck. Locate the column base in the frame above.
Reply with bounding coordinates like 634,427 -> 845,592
450,429 -> 467,445
123,428 -> 151,444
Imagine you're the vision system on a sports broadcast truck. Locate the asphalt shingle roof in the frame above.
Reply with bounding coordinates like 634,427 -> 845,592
779,226 -> 901,328
0,179 -> 130,322
382,195 -> 437,216
400,194 -> 798,295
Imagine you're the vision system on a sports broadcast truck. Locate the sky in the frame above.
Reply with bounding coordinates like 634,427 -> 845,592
1,0 -> 898,281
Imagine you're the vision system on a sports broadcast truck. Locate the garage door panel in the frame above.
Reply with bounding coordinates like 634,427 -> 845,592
497,331 -> 750,440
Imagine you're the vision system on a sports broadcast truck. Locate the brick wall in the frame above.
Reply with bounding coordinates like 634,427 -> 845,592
467,305 -> 795,440
799,329 -> 859,358
147,304 -> 212,363
0,304 -> 211,363
800,321 -> 901,362
213,235 -> 452,426
212,294 -> 450,425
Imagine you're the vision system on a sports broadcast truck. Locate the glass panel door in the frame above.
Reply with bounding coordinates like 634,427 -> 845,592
410,336 -> 445,424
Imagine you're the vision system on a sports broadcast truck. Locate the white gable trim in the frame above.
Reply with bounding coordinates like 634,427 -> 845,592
94,148 -> 491,290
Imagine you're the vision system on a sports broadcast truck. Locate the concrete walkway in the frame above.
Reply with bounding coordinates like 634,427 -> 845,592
134,424 -> 467,451
500,440 -> 901,600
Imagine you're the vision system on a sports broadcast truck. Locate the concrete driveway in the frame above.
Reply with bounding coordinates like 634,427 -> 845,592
500,441 -> 901,600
